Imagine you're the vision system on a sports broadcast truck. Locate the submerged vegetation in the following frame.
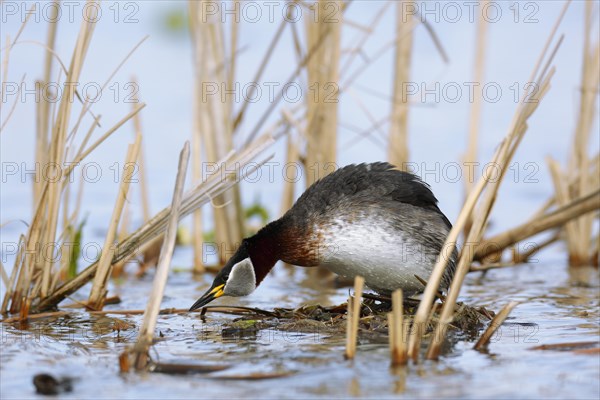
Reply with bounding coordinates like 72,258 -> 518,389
0,0 -> 599,397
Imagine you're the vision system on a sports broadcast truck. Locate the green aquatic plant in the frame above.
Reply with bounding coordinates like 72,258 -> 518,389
66,218 -> 87,280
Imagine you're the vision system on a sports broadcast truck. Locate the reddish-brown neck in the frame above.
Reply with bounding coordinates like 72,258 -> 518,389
246,219 -> 285,285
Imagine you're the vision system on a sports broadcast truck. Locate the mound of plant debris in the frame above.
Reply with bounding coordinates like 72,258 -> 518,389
215,297 -> 494,347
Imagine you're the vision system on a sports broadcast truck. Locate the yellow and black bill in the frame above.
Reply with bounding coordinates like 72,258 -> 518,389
189,284 -> 225,311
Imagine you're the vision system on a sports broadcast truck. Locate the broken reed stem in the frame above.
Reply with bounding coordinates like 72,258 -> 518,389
133,142 -> 190,371
389,289 -> 407,366
33,134 -> 274,313
474,301 -> 519,350
473,189 -> 599,262
345,275 -> 364,359
87,133 -> 142,310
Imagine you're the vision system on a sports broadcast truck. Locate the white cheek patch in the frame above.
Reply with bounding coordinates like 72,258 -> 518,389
223,258 -> 256,297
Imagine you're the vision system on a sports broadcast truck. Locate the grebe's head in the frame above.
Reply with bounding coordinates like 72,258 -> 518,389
189,243 -> 257,311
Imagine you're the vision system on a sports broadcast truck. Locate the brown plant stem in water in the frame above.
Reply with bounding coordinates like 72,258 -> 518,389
132,142 -> 189,370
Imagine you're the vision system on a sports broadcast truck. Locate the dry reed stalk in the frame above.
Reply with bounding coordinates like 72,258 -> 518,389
33,1 -> 59,212
388,1 -> 414,168
1,36 -> 10,96
112,204 -> 131,279
39,2 -> 97,299
462,0 -> 489,237
112,81 -> 151,277
408,2 -> 570,362
189,0 -> 243,265
510,232 -> 560,264
1,310 -> 71,324
1,305 -> 277,323
407,177 -> 488,361
530,341 -> 600,351
3,2 -> 145,314
425,4 -> 570,360
547,159 -> 581,254
0,72 -> 25,133
280,129 -> 297,217
132,142 -> 190,370
304,0 -> 342,186
87,134 -> 142,310
0,261 -> 8,288
263,0 -> 339,282
56,179 -> 80,282
389,289 -> 407,366
469,232 -> 560,271
344,275 -> 364,359
191,127 -> 204,274
474,301 -> 519,350
228,1 -> 239,114
243,2 -> 349,148
130,79 -> 151,223
524,153 -> 598,233
387,313 -> 395,359
301,0 -> 343,283
280,110 -> 303,217
1,235 -> 25,313
553,2 -> 600,266
189,16 -> 205,274
33,134 -> 274,313
473,189 -> 599,262
426,86 -> 552,359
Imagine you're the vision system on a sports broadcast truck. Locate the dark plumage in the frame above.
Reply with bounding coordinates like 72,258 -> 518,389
190,162 -> 456,310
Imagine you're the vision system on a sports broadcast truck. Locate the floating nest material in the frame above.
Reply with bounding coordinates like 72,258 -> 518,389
217,298 -> 493,345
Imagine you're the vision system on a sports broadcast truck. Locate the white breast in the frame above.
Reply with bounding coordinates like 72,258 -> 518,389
315,218 -> 437,294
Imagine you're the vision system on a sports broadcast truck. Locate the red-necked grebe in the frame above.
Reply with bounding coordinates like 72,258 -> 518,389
190,162 -> 456,310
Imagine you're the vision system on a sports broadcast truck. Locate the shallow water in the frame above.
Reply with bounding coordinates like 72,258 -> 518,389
1,258 -> 598,399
